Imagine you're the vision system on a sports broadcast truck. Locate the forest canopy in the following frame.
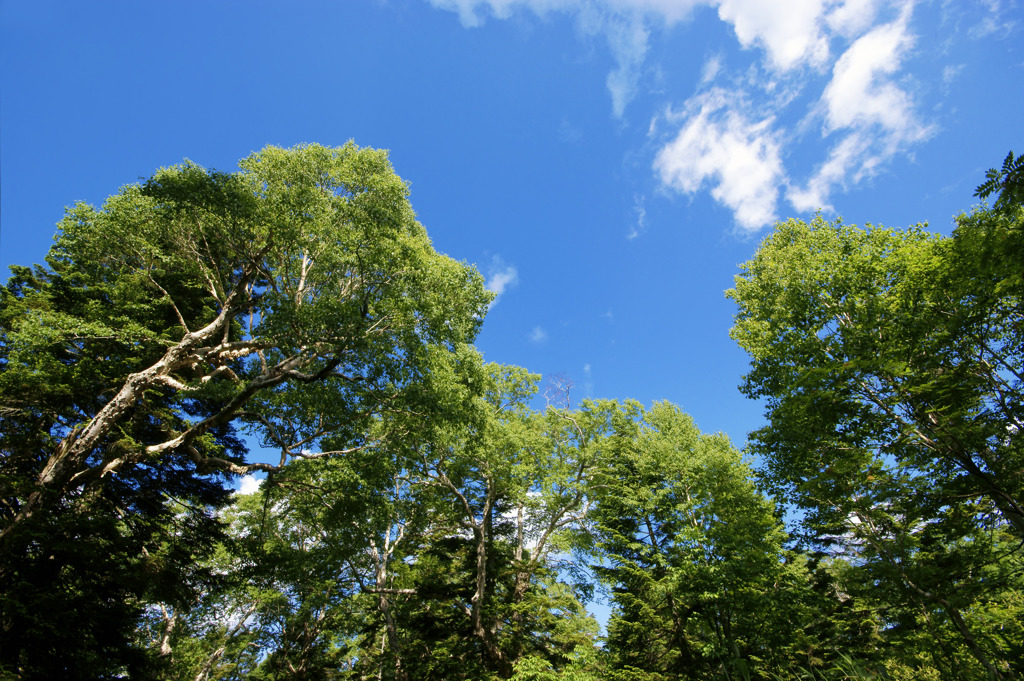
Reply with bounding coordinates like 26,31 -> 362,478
0,144 -> 1021,680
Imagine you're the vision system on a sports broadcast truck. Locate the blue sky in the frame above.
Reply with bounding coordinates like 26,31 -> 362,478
2,0 -> 1022,459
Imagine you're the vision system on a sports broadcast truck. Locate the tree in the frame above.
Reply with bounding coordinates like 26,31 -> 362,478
0,143 -> 491,677
382,363 -> 600,680
727,205 -> 1024,677
154,362 -> 603,681
587,400 -> 809,680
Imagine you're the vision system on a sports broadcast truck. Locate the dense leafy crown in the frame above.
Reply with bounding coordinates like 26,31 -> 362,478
0,143 -> 491,678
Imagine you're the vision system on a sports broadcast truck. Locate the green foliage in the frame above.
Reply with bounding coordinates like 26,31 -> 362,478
5,145 -> 1020,680
0,245 -> 240,679
151,363 -> 606,681
0,143 -> 490,678
585,400 -> 813,679
727,200 -> 1024,678
975,150 -> 1024,217
510,645 -> 603,680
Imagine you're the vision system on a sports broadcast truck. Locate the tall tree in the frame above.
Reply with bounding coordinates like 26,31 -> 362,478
157,362 -> 602,681
588,401 -> 807,680
0,143 -> 490,677
395,364 -> 600,680
727,204 -> 1024,677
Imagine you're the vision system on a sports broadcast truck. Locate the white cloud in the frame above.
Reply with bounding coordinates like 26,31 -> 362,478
791,4 -> 933,211
237,474 -> 263,495
485,255 -> 519,306
604,14 -> 651,117
825,0 -> 882,38
788,133 -> 861,211
428,0 -> 835,115
822,7 -> 918,134
715,0 -> 831,71
429,0 -> 942,230
654,89 -> 784,231
529,325 -> 548,343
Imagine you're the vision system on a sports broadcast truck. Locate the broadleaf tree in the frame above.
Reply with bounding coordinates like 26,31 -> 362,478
727,198 -> 1024,677
0,143 -> 491,677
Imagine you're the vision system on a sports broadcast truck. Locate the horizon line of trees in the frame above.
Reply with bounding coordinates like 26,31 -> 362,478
1,144 -> 1021,680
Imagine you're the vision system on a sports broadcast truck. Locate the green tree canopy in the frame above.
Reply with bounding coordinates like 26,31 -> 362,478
0,143 -> 491,677
587,401 -> 803,679
727,203 -> 1024,677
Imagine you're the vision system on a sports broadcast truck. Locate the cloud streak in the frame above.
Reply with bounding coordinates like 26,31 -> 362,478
427,0 -> 698,117
485,255 -> 519,307
628,194 -> 646,239
603,14 -> 651,118
427,0 -> 960,230
790,3 -> 932,212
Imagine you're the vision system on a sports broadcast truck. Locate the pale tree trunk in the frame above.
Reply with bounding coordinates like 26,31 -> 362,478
370,524 -> 409,681
1,289 -> 249,547
470,488 -> 493,647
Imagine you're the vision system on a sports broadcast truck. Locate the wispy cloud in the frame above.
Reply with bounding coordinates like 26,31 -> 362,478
656,0 -> 937,227
968,0 -> 1018,39
942,64 -> 964,88
790,4 -> 933,211
627,194 -> 647,239
485,255 -> 519,307
788,133 -> 861,212
426,0 -> 697,117
528,325 -> 548,343
428,0 -> 697,31
427,0 -> 964,230
603,13 -> 651,118
700,53 -> 723,84
654,88 -> 784,231
425,0 -> 500,28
